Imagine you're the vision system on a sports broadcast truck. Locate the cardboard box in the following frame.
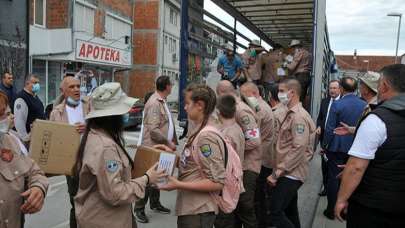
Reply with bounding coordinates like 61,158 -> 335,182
132,145 -> 178,179
30,120 -> 81,175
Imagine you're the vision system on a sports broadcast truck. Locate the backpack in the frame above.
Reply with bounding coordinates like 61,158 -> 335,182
191,125 -> 243,213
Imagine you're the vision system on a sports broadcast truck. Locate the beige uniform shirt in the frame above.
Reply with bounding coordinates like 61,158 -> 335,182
268,103 -> 288,168
287,48 -> 312,75
74,129 -> 148,228
259,51 -> 284,83
0,134 -> 48,228
235,99 -> 262,173
242,49 -> 262,81
142,92 -> 177,146
49,97 -> 91,123
177,128 -> 226,216
257,99 -> 275,168
275,103 -> 315,182
219,122 -> 245,164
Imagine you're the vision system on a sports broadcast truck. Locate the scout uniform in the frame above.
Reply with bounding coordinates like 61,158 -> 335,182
259,51 -> 284,84
177,126 -> 226,228
270,103 -> 288,168
74,129 -> 148,228
49,97 -> 91,228
0,133 -> 48,228
219,122 -> 245,164
234,98 -> 261,228
140,92 -> 177,147
287,45 -> 312,102
242,49 -> 262,83
136,91 -> 177,213
269,102 -> 315,228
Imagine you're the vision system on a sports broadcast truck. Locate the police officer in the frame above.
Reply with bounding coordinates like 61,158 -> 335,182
73,83 -> 166,228
285,40 -> 312,103
240,82 -> 275,228
160,84 -> 226,228
135,75 -> 177,223
214,94 -> 245,228
0,92 -> 48,228
216,80 -> 261,228
267,79 -> 315,228
49,76 -> 90,228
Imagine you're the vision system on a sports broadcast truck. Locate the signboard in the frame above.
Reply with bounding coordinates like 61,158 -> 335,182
75,39 -> 131,66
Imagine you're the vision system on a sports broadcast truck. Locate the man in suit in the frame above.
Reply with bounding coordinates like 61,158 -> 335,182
316,80 -> 341,196
323,77 -> 367,219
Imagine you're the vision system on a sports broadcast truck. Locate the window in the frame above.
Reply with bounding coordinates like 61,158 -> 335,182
34,0 -> 46,26
165,35 -> 168,44
74,3 -> 95,34
169,7 -> 178,26
105,14 -> 132,41
173,40 -> 177,53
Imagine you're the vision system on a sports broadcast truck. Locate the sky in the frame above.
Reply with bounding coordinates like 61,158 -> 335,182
326,0 -> 405,56
204,0 -> 405,56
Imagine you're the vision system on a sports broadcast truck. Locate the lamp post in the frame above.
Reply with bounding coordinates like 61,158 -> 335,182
387,13 -> 402,63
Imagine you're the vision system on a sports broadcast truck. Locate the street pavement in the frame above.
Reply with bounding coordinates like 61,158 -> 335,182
25,122 -> 338,228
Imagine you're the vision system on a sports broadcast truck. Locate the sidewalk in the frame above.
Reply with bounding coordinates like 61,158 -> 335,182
312,196 -> 346,228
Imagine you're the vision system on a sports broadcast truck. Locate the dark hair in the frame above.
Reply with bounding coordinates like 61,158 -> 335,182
340,77 -> 357,93
2,71 -> 11,79
329,79 -> 340,87
156,75 -> 171,92
272,43 -> 283,50
380,64 -> 405,93
185,84 -> 216,147
72,115 -> 133,178
144,91 -> 154,104
217,95 -> 236,119
269,83 -> 280,102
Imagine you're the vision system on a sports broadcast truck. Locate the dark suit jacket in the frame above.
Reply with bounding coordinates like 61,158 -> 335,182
317,96 -> 331,147
324,94 -> 367,153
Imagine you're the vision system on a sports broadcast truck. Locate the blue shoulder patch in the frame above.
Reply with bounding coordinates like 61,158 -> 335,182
106,160 -> 119,173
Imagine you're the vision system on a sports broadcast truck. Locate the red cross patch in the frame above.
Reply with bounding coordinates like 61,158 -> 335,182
1,149 -> 14,163
245,128 -> 260,139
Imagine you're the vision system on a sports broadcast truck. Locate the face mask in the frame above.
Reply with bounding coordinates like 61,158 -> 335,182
250,49 -> 257,58
66,96 -> 80,107
244,96 -> 260,112
278,92 -> 289,105
0,118 -> 10,135
32,83 -> 40,94
122,113 -> 130,124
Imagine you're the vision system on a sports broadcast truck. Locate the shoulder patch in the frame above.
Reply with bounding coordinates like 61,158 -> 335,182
106,160 -> 119,173
241,115 -> 250,125
296,124 -> 305,134
200,144 -> 212,157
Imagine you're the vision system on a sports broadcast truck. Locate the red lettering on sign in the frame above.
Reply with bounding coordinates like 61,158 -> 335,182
105,49 -> 111,61
79,43 -> 86,57
100,47 -> 106,59
93,46 -> 100,59
86,44 -> 93,57
116,51 -> 120,62
110,50 -> 115,61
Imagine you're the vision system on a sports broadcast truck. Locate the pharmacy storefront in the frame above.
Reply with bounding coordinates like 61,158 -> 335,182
30,39 -> 132,106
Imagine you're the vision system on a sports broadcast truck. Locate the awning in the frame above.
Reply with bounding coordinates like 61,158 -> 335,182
211,0 -> 315,48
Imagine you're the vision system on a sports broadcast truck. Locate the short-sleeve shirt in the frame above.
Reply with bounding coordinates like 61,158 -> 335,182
218,55 -> 243,80
348,114 -> 387,160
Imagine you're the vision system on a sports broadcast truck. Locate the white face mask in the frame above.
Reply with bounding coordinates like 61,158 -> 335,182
244,96 -> 260,112
278,92 -> 289,105
0,117 -> 10,135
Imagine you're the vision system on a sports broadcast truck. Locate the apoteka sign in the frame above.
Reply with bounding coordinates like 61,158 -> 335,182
75,40 -> 131,66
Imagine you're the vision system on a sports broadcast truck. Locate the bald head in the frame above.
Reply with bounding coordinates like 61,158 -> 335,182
240,82 -> 260,98
62,76 -> 81,101
216,80 -> 235,96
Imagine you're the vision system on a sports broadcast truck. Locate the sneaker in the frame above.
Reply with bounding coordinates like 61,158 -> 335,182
151,204 -> 171,214
135,210 -> 149,223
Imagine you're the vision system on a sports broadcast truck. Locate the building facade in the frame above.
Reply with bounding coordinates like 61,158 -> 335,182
0,0 -> 29,90
29,0 -> 134,105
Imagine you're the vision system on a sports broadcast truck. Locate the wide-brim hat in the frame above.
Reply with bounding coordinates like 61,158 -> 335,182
249,39 -> 262,47
86,82 -> 138,119
289,39 -> 301,47
359,71 -> 380,94
224,43 -> 234,51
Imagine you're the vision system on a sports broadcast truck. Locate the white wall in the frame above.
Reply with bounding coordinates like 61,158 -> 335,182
29,26 -> 72,56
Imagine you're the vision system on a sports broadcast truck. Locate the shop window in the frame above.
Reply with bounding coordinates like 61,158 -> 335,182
74,2 -> 95,35
34,0 -> 46,27
48,62 -> 62,104
105,14 -> 132,41
32,60 -> 46,104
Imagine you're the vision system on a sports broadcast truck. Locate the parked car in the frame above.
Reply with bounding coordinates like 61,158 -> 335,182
123,101 -> 144,129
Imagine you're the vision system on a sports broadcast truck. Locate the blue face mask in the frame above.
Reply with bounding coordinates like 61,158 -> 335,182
66,96 -> 80,107
122,113 -> 130,124
32,83 -> 40,94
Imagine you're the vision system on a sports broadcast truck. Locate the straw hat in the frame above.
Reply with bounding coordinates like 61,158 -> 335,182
359,71 -> 380,94
224,43 -> 234,51
289,39 -> 301,47
86,82 -> 138,119
249,39 -> 261,47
